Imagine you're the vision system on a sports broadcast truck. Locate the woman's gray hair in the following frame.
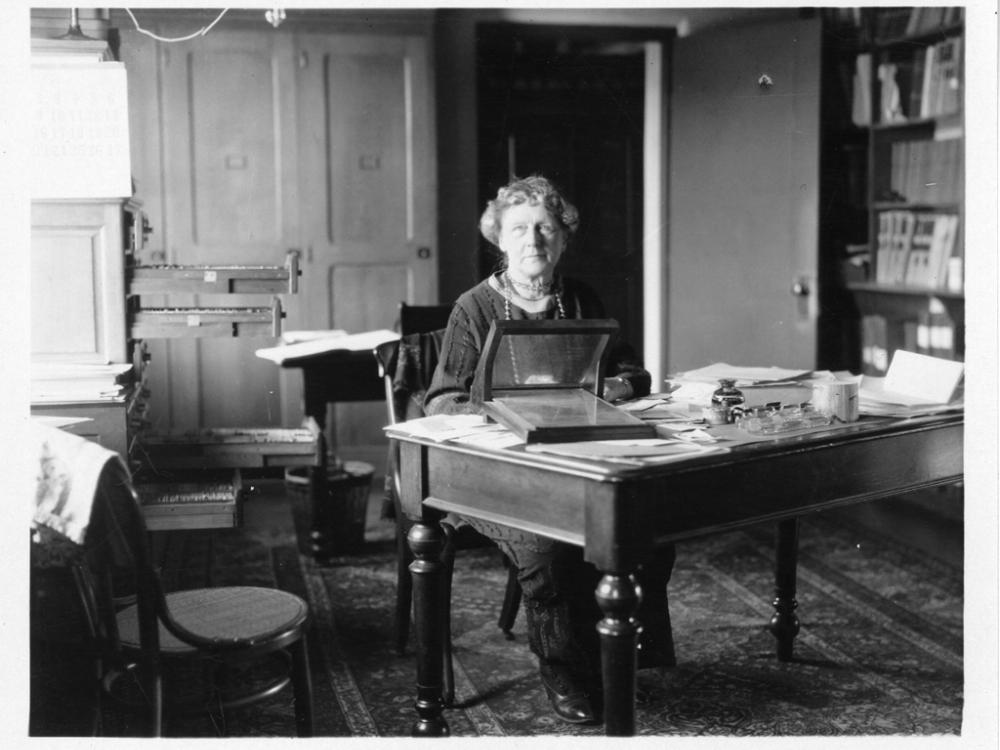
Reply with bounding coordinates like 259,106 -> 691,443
479,175 -> 579,249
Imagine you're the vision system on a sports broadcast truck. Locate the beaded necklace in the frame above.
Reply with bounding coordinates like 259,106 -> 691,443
501,271 -> 566,321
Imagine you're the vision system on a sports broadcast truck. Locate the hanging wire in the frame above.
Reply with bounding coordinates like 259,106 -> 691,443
124,8 -> 230,43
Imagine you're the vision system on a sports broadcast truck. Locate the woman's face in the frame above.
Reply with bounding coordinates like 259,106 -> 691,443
498,201 -> 566,283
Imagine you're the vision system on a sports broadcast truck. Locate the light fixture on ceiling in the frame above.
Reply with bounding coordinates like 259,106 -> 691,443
57,7 -> 97,41
265,6 -> 286,29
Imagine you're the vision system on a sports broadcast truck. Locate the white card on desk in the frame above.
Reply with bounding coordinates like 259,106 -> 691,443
882,350 -> 964,404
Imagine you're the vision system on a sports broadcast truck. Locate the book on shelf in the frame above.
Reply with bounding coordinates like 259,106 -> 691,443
851,53 -> 872,127
875,210 -> 960,291
889,210 -> 915,284
924,36 -> 962,118
875,211 -> 892,284
904,212 -> 942,288
928,213 -> 960,290
896,137 -> 963,205
30,362 -> 134,403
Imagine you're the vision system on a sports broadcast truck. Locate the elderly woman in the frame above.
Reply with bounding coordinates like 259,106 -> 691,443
424,175 -> 675,725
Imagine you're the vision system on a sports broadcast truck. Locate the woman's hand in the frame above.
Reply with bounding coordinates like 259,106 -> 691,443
603,375 -> 634,403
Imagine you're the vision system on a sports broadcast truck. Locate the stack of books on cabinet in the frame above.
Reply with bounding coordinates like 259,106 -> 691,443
847,6 -> 965,377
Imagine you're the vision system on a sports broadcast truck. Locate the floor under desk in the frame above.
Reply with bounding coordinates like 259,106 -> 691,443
30,478 -> 964,737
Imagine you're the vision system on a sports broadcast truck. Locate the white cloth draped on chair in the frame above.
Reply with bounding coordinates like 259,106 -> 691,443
31,421 -> 128,545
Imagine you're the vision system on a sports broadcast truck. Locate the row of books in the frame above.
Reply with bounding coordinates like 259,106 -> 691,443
887,137 -> 963,205
873,6 -> 964,42
875,210 -> 962,291
853,36 -> 962,126
861,304 -> 963,377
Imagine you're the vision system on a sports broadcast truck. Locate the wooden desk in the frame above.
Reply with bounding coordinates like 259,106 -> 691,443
396,413 -> 963,736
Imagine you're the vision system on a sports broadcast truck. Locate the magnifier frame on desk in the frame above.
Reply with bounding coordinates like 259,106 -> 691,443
472,319 -> 655,443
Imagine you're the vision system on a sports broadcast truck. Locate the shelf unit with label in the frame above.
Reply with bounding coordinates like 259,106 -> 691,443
845,6 -> 965,375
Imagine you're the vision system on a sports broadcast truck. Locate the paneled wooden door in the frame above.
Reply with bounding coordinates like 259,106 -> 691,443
296,31 -> 437,453
125,23 -> 436,447
669,17 -> 822,371
147,28 -> 303,431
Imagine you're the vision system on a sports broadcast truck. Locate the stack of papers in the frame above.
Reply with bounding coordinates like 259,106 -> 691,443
671,363 -> 815,387
619,397 -> 700,421
384,414 -> 524,449
859,350 -> 964,417
30,362 -> 133,403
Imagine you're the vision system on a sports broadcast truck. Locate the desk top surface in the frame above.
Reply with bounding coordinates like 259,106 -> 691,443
396,411 -> 964,482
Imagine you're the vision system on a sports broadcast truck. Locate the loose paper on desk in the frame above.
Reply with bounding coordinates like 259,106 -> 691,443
279,329 -> 347,344
256,329 -> 399,365
671,363 -> 815,387
384,414 -> 486,440
619,398 -> 697,421
859,350 -> 964,416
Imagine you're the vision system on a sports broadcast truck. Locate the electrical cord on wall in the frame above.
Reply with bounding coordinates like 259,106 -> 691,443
123,8 -> 230,43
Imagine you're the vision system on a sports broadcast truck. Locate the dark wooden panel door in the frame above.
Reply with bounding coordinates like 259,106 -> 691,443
477,25 -> 646,351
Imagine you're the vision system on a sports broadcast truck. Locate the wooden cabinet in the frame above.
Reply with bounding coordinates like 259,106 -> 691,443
30,200 -> 131,364
846,7 -> 965,374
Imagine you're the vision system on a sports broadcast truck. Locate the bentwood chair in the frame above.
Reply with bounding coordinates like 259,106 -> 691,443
375,302 -> 521,706
73,459 -> 313,736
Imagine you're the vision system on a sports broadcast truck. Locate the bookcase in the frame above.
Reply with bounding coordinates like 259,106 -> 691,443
846,6 -> 964,375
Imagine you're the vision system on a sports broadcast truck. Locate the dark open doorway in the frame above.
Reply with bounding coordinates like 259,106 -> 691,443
475,23 -> 673,354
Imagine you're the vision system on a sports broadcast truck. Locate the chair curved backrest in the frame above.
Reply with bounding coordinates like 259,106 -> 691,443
78,460 -> 164,734
76,460 -> 314,736
398,301 -> 452,337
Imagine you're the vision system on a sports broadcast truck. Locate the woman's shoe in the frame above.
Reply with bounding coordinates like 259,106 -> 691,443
539,663 -> 598,724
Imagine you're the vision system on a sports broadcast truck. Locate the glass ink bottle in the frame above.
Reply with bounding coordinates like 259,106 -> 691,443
711,378 -> 745,423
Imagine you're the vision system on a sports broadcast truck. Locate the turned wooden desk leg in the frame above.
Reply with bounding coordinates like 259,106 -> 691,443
770,517 -> 800,661
595,572 -> 641,736
307,426 -> 333,563
408,521 -> 450,737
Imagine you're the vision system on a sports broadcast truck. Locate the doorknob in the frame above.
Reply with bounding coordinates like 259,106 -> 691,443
791,278 -> 810,296
416,246 -> 432,259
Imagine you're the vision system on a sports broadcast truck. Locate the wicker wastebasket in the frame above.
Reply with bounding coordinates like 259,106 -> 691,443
285,460 -> 373,558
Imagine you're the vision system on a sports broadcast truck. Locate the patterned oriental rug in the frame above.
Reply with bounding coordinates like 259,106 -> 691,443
85,483 -> 962,738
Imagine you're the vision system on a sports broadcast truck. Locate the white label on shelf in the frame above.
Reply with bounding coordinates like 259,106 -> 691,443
204,270 -> 217,283
186,315 -> 201,327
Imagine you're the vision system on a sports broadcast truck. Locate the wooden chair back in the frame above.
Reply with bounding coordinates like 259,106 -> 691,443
398,301 -> 452,336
